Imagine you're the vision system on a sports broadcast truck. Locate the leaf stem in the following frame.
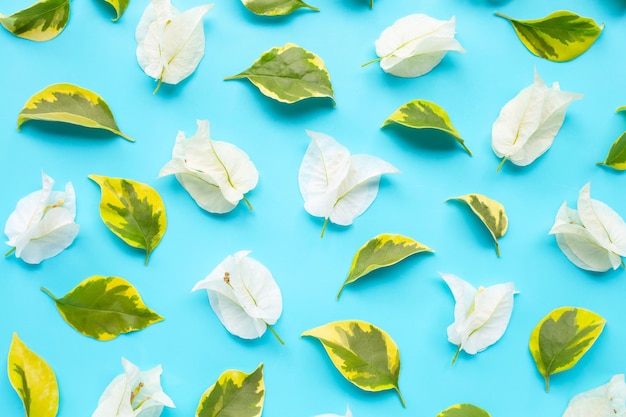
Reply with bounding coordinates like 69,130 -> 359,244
496,157 -> 507,172
361,57 -> 382,68
495,241 -> 501,257
544,375 -> 550,393
5,247 -> 16,257
493,11 -> 512,21
336,284 -> 346,300
223,74 -> 244,81
304,3 -> 320,11
242,196 -> 253,211
458,140 -> 473,157
451,345 -> 462,365
320,218 -> 329,238
394,387 -> 406,408
40,287 -> 57,300
266,323 -> 285,345
153,76 -> 163,95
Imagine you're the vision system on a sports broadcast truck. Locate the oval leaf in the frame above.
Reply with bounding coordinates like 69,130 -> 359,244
301,320 -> 405,407
225,43 -> 334,104
598,131 -> 626,171
382,99 -> 472,156
0,0 -> 69,41
196,363 -> 264,417
18,83 -> 134,141
40,276 -> 163,341
241,0 -> 318,16
8,333 -> 59,417
89,175 -> 166,264
436,404 -> 491,417
495,10 -> 603,62
530,307 -> 606,392
447,193 -> 508,257
337,234 -> 433,299
101,0 -> 129,21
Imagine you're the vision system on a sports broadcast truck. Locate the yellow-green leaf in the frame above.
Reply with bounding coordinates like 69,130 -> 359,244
530,307 -> 605,392
495,10 -> 603,62
18,83 -> 134,141
337,233 -> 433,299
101,0 -> 129,21
597,131 -> 626,171
301,320 -> 405,407
241,0 -> 318,16
41,276 -> 163,341
89,175 -> 166,264
447,193 -> 508,257
436,404 -> 491,417
196,363 -> 264,417
382,99 -> 472,156
225,43 -> 334,104
0,0 -> 69,41
7,333 -> 58,417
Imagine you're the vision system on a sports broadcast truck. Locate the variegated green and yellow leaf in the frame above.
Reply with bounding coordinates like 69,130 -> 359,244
382,99 -> 472,156
89,175 -> 166,264
8,333 -> 58,417
241,0 -> 318,16
225,43 -> 334,104
436,404 -> 491,417
337,234 -> 433,299
196,363 -> 264,417
302,320 -> 405,407
530,307 -> 605,392
0,0 -> 69,41
41,276 -> 163,341
447,193 -> 508,257
495,10 -> 603,62
598,131 -> 626,171
101,0 -> 130,21
18,83 -> 134,141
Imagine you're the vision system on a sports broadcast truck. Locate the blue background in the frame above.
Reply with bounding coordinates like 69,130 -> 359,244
1,0 -> 626,416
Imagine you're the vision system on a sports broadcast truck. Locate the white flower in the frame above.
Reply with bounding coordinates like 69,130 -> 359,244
562,374 -> 626,417
441,273 -> 517,363
92,357 -> 175,417
136,0 -> 213,92
550,182 -> 626,272
4,172 -> 79,264
192,250 -> 284,343
158,120 -> 258,214
315,406 -> 352,417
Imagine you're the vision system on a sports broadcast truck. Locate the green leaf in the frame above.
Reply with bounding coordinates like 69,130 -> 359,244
436,404 -> 491,417
301,320 -> 405,407
225,43 -> 334,104
529,307 -> 605,392
101,0 -> 129,21
447,193 -> 508,257
41,276 -> 163,341
0,0 -> 69,41
241,0 -> 318,16
196,363 -> 264,417
381,99 -> 472,156
597,131 -> 626,171
495,10 -> 603,62
337,233 -> 433,299
7,333 -> 58,417
89,175 -> 166,264
18,83 -> 134,141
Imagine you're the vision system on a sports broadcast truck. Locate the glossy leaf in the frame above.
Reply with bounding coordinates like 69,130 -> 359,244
436,404 -> 491,417
7,333 -> 58,417
448,193 -> 508,257
18,83 -> 134,141
0,0 -> 69,41
89,175 -> 166,264
530,307 -> 605,392
102,0 -> 129,21
241,0 -> 318,16
196,363 -> 264,417
562,374 -> 626,417
225,43 -> 334,104
598,131 -> 626,171
337,234 -> 433,299
495,10 -> 603,62
382,99 -> 472,156
41,276 -> 163,341
302,320 -> 405,407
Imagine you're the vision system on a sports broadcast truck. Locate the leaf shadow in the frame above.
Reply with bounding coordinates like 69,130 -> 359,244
18,121 -> 126,144
446,199 -> 500,257
381,124 -> 469,156
91,0 -> 117,21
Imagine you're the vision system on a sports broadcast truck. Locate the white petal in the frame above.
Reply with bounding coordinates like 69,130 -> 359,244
208,292 -> 267,339
176,173 -> 236,214
315,406 -> 352,417
135,0 -> 178,80
578,183 -> 626,256
5,172 -> 54,243
234,253 -> 283,324
440,273 -> 477,346
92,363 -> 133,417
563,374 -> 626,417
552,223 -> 619,272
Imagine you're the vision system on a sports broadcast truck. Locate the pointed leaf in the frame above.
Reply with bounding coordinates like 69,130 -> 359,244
436,404 -> 491,417
241,0 -> 318,16
495,10 -> 603,62
0,0 -> 69,41
381,99 -> 472,156
18,83 -> 134,141
598,131 -> 626,171
41,276 -> 163,341
7,333 -> 58,417
196,363 -> 264,417
302,320 -> 405,407
225,43 -> 334,104
89,175 -> 166,264
337,234 -> 433,299
448,193 -> 508,257
101,0 -> 129,21
530,307 -> 606,392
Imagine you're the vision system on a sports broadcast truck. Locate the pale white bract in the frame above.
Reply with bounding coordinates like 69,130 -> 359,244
136,0 -> 213,90
192,250 -> 283,341
441,273 -> 517,362
315,406 -> 352,417
374,14 -> 465,78
92,357 -> 175,417
158,120 -> 258,214
298,130 -> 399,236
4,172 -> 79,264
562,374 -> 626,417
492,70 -> 582,169
550,183 -> 626,272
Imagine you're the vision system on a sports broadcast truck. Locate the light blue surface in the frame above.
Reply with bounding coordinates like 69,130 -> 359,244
2,0 -> 626,416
